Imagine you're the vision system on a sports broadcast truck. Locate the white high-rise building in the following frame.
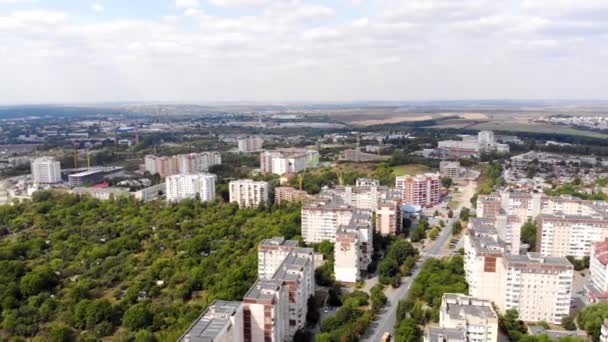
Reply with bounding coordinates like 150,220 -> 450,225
464,221 -> 573,324
31,157 -> 62,184
259,149 -> 319,175
334,211 -> 374,283
166,173 -> 216,202
229,179 -> 269,208
238,136 -> 264,153
301,198 -> 354,243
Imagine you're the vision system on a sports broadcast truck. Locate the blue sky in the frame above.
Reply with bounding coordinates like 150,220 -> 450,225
1,0 -> 608,104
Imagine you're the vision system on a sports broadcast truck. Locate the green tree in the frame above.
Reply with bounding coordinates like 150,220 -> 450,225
561,316 -> 576,331
451,221 -> 463,236
521,219 -> 537,252
441,177 -> 453,188
394,318 -> 421,342
123,303 -> 153,331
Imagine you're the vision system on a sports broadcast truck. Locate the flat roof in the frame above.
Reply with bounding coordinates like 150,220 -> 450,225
178,300 -> 241,342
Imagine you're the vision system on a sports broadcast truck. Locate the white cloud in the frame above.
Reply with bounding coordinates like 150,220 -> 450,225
176,0 -> 199,9
1,0 -> 608,103
92,3 -> 104,13
209,0 -> 272,8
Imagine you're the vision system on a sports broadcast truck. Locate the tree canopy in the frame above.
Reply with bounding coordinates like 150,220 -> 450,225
0,191 -> 301,340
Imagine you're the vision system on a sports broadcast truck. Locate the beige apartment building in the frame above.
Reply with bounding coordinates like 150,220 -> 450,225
274,187 -> 314,205
178,300 -> 244,342
229,179 -> 269,208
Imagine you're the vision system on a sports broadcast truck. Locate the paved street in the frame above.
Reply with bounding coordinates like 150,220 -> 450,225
364,217 -> 454,342
363,179 -> 476,341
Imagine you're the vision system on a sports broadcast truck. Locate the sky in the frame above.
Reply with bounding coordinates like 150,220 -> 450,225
1,0 -> 608,104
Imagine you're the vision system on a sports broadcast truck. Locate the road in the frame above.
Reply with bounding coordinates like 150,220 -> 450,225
364,180 -> 476,341
364,216 -> 455,342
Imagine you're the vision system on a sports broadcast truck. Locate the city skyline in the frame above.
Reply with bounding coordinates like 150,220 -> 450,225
1,0 -> 608,104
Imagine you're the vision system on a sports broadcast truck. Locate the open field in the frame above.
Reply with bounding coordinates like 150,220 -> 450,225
468,121 -> 608,139
392,164 -> 432,176
351,115 -> 433,126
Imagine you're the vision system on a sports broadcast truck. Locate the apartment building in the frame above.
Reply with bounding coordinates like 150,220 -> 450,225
437,131 -> 509,158
537,214 -> 608,258
464,223 -> 573,324
145,152 -> 221,177
259,149 -> 319,175
424,327 -> 467,342
178,300 -> 243,342
181,237 -> 313,342
238,136 -> 264,153
476,194 -> 503,219
31,157 -> 62,184
395,173 -> 441,207
586,238 -> 608,303
502,253 -> 572,324
464,221 -> 507,306
342,149 -> 390,162
229,180 -> 269,208
274,187 -> 314,205
440,161 -> 463,179
439,293 -> 498,342
245,238 -> 314,342
301,197 -> 355,243
334,211 -> 374,283
166,173 -> 216,202
376,200 -> 402,236
242,280 -> 287,342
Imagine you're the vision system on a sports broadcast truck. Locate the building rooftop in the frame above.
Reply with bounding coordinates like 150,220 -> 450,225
178,300 -> 241,342
442,293 -> 497,320
593,238 -> 608,266
243,279 -> 283,304
504,253 -> 573,270
425,326 -> 466,342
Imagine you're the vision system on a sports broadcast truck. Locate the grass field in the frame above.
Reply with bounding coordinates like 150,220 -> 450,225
468,121 -> 608,139
392,164 -> 432,176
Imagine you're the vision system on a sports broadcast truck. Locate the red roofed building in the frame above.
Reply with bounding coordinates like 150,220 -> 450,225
586,238 -> 608,303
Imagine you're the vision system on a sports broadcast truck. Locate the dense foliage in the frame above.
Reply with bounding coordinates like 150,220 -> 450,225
0,192 -> 301,340
520,219 -> 537,252
378,238 -> 419,287
577,302 -> 608,341
394,256 -> 468,340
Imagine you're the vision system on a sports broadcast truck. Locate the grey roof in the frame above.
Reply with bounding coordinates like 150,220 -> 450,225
243,279 -> 283,302
178,300 -> 241,342
504,253 -> 573,269
426,327 -> 467,342
528,325 -> 586,339
442,293 -> 497,320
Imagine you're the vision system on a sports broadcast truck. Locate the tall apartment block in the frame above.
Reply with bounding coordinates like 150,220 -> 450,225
144,152 -> 221,177
478,191 -> 608,258
395,173 -> 441,207
229,179 -> 269,208
181,237 -> 314,342
585,238 -> 608,303
320,178 -> 402,235
301,196 -> 373,282
238,136 -> 264,153
31,157 -> 62,184
166,173 -> 216,202
335,211 -> 373,283
464,221 -> 573,324
259,149 -> 319,175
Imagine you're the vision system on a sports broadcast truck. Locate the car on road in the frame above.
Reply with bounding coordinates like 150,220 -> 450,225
381,332 -> 392,342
